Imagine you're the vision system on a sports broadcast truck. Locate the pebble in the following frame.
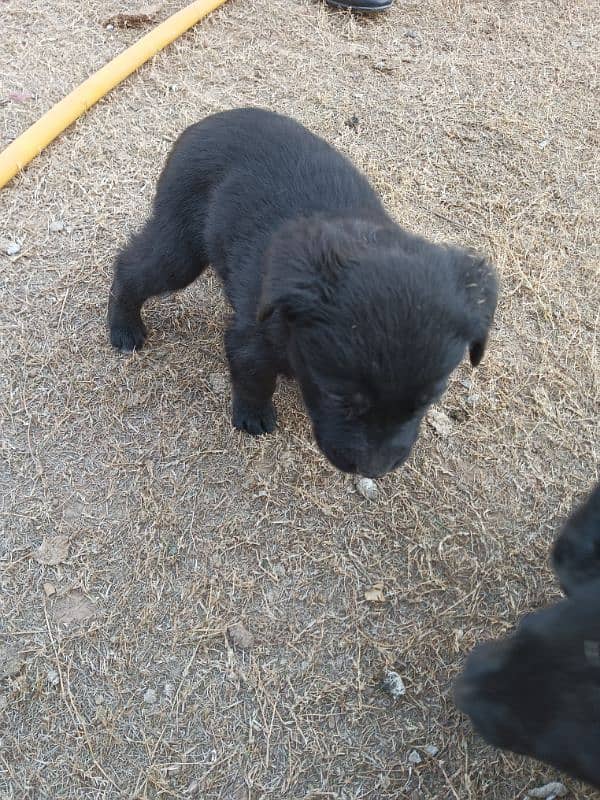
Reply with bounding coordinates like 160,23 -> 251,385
49,220 -> 65,233
408,750 -> 422,765
143,687 -> 158,704
527,783 -> 567,799
381,670 -> 406,699
47,669 -> 60,686
423,744 -> 439,757
4,242 -> 21,256
426,408 -> 453,437
356,476 -> 379,501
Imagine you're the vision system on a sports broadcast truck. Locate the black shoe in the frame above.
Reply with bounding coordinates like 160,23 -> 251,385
326,0 -> 392,10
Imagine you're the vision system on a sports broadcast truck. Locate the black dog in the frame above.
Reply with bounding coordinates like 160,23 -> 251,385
108,108 -> 497,477
552,481 -> 600,595
455,481 -> 600,789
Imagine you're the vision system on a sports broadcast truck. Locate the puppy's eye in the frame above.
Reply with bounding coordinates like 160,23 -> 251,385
329,391 -> 370,420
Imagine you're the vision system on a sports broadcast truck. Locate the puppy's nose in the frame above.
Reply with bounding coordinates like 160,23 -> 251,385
463,640 -> 508,680
359,449 -> 410,478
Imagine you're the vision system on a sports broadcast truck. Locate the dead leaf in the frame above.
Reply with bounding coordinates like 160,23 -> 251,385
228,622 -> 254,650
426,409 -> 453,438
365,582 -> 386,602
33,535 -> 69,566
0,647 -> 23,679
104,5 -> 161,28
52,592 -> 96,626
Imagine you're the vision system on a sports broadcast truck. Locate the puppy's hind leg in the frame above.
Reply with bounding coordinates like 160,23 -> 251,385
108,219 -> 208,353
225,322 -> 278,436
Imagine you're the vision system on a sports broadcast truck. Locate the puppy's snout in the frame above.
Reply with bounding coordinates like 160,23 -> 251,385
357,446 -> 411,479
462,640 -> 508,682
454,640 -> 508,712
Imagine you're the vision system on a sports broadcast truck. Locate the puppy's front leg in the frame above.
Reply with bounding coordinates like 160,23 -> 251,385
225,323 -> 277,436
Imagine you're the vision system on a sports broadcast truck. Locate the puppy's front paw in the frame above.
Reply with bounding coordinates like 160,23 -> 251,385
232,400 -> 277,436
109,321 -> 147,353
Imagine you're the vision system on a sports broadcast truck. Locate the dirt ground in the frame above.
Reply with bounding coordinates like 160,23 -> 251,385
1,0 -> 599,798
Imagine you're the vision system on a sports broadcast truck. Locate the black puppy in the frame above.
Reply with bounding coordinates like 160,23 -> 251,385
108,108 -> 497,477
552,481 -> 600,595
455,481 -> 600,789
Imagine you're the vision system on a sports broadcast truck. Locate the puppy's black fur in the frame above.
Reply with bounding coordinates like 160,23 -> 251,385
552,482 -> 600,595
455,481 -> 600,789
108,108 -> 497,477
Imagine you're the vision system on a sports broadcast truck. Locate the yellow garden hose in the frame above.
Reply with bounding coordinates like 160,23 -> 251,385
0,0 -> 229,190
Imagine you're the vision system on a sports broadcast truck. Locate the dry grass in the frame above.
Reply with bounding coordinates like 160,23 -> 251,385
1,0 -> 599,798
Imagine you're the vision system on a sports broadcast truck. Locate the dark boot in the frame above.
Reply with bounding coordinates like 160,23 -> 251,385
326,0 -> 392,10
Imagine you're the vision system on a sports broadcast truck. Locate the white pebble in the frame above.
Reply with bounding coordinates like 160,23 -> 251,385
408,750 -> 422,765
49,220 -> 65,233
5,242 -> 21,256
527,783 -> 567,799
381,670 -> 406,698
356,476 -> 378,501
47,669 -> 60,686
424,744 -> 439,757
143,687 -> 158,704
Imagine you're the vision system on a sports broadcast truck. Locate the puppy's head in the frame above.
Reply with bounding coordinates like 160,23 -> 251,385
259,216 -> 497,477
552,482 -> 600,595
454,582 -> 600,788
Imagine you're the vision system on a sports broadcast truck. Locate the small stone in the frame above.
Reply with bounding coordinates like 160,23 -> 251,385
47,668 -> 60,686
356,476 -> 378,501
5,242 -> 21,256
527,783 -> 568,799
185,780 -> 200,796
228,622 -> 254,650
43,582 -> 56,597
426,409 -> 453,437
408,750 -> 422,765
0,647 -> 23,679
381,670 -> 406,699
423,744 -> 439,757
143,687 -> 158,704
94,693 -> 104,705
49,220 -> 65,233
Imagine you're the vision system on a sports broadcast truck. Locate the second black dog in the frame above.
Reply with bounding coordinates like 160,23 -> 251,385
108,108 -> 497,477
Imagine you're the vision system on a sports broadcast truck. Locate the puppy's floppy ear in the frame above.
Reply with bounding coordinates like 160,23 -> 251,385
257,217 -> 347,323
451,250 -> 499,366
